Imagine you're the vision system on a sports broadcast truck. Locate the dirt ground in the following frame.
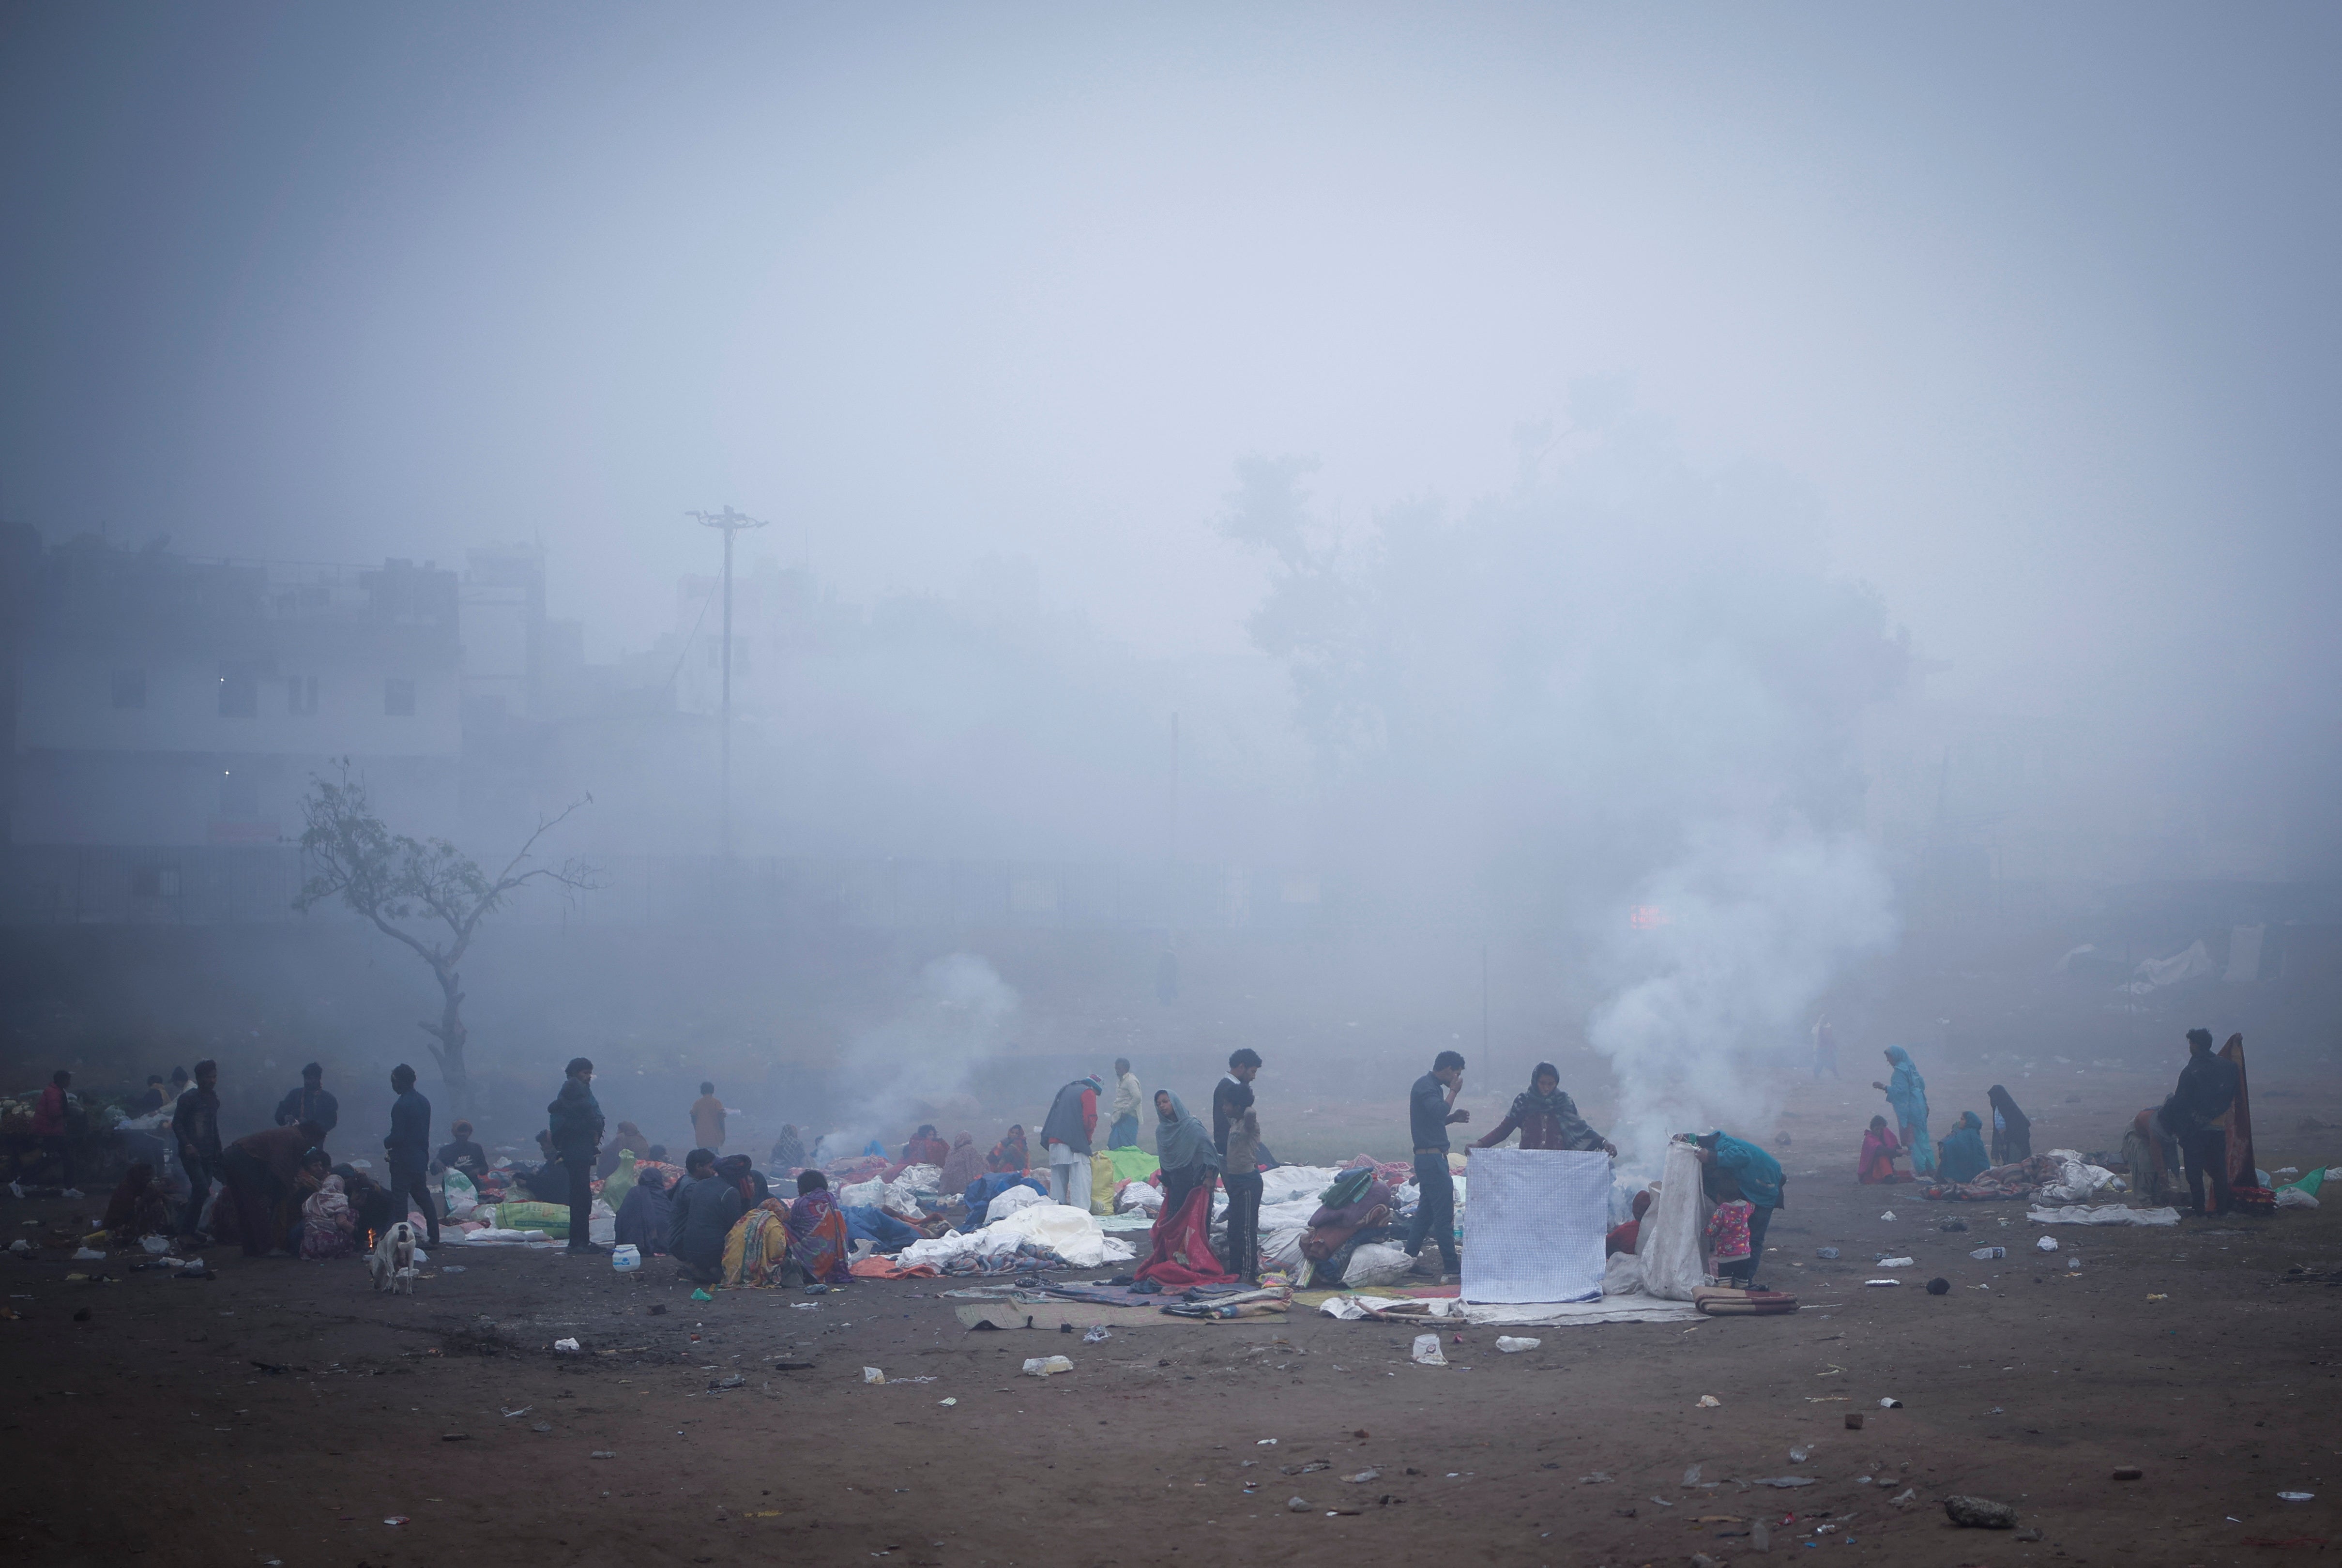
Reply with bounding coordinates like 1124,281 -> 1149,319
5,1060 -> 2341,1568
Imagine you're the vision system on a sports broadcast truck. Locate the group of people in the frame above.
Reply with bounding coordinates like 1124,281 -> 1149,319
1855,1045 -> 2034,1187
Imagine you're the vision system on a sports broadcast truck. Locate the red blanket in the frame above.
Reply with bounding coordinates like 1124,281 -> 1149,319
1133,1187 -> 1233,1289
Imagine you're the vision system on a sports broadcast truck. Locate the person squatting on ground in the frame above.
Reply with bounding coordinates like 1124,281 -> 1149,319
2163,1026 -> 2239,1216
549,1056 -> 607,1254
1214,1049 -> 1264,1284
383,1064 -> 440,1247
1936,1110 -> 1990,1185
1404,1050 -> 1470,1279
1857,1116 -> 1907,1184
1041,1075 -> 1102,1210
668,1147 -> 743,1282
1109,1057 -> 1142,1149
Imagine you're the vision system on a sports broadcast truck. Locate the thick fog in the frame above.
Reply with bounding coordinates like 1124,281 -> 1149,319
4,5 -> 2340,1156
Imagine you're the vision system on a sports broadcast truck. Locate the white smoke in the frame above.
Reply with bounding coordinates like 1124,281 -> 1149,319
1588,823 -> 1898,1168
810,951 -> 1019,1161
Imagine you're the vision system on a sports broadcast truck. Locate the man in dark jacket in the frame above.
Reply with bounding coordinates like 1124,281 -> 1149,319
1402,1050 -> 1471,1279
1040,1075 -> 1102,1211
667,1148 -> 741,1282
274,1063 -> 340,1138
172,1059 -> 223,1236
383,1064 -> 439,1246
548,1056 -> 606,1254
2162,1027 -> 2239,1216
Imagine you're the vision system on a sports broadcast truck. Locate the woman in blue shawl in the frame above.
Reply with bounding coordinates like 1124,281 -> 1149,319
1693,1130 -> 1785,1287
1873,1046 -> 1936,1175
1936,1111 -> 1990,1184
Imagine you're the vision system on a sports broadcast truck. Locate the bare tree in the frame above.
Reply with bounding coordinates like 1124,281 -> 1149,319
294,763 -> 601,1112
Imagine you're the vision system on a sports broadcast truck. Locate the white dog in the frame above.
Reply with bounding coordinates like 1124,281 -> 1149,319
370,1220 -> 419,1294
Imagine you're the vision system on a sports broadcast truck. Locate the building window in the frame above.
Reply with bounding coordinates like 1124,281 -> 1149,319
219,770 -> 260,819
130,865 -> 181,898
287,674 -> 318,715
218,668 -> 258,717
384,677 -> 416,716
110,669 -> 147,709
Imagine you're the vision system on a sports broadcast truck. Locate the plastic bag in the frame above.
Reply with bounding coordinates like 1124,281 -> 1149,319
2275,1186 -> 2319,1210
1090,1152 -> 1119,1216
441,1169 -> 479,1218
1341,1242 -> 1415,1287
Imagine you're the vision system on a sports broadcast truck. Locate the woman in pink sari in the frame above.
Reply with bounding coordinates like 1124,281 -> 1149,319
1858,1116 -> 1907,1184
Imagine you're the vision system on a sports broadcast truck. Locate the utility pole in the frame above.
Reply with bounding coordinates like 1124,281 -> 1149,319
686,506 -> 768,857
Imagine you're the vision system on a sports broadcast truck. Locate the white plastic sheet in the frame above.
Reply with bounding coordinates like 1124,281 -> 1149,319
1638,1141 -> 1709,1301
1460,1147 -> 1606,1304
896,1201 -> 1134,1269
986,1184 -> 1052,1221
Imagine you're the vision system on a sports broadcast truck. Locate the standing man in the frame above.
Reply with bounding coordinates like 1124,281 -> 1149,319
2162,1027 -> 2239,1217
690,1081 -> 726,1153
27,1069 -> 79,1194
383,1064 -> 439,1248
172,1060 -> 222,1236
1040,1074 -> 1102,1211
549,1056 -> 607,1254
275,1063 -> 340,1138
1403,1050 -> 1470,1280
1108,1058 -> 1142,1150
1215,1050 -> 1265,1284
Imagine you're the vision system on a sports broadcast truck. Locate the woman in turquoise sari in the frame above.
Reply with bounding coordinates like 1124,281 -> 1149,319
1936,1111 -> 1989,1184
1873,1046 -> 1935,1175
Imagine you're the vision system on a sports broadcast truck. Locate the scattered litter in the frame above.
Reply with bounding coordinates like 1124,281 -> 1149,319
383,1516 -> 409,1526
1258,1438 -> 1277,1446
1411,1334 -> 1447,1366
1752,1477 -> 1816,1489
2036,1236 -> 2059,1252
1020,1355 -> 1073,1377
531,1423 -> 551,1433
1844,1413 -> 1865,1430
1878,1397 -> 1902,1408
500,1406 -> 532,1418
1494,1336 -> 1540,1353
1888,1487 -> 1917,1508
712,1374 -> 745,1389
441,1264 -> 465,1273
2067,1258 -> 2083,1271
591,1450 -> 616,1460
1815,1248 -> 1840,1260
1081,1325 -> 1110,1344
2279,1492 -> 2316,1503
1969,1247 -> 2007,1260
70,1248 -> 103,1261
1878,1211 -> 1895,1221
552,1338 -> 581,1353
938,1398 -> 957,1406
1579,1472 -> 1613,1484
1926,1278 -> 1950,1295
690,1288 -> 714,1302
1697,1394 -> 1721,1408
1938,1218 -> 1969,1233
1945,1494 -> 2018,1528
1287,1496 -> 1311,1513
1788,1446 -> 1811,1463
1864,1279 -> 1901,1288
1685,1464 -> 1703,1485
1876,1256 -> 1915,1268
2147,1293 -> 2169,1302
791,1302 -> 821,1310
864,1367 -> 886,1384
1345,1469 -> 1380,1483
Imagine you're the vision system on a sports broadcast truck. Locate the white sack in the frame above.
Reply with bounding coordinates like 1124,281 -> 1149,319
1342,1243 -> 1417,1287
986,1184 -> 1052,1220
1602,1250 -> 1645,1296
1638,1141 -> 1709,1302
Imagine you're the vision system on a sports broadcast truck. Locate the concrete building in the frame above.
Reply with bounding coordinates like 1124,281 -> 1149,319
6,537 -> 462,913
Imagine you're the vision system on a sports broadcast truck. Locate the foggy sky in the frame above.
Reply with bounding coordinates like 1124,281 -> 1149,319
5,1 -> 2340,731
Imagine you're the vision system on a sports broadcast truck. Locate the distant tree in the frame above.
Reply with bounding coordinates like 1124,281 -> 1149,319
294,764 -> 601,1113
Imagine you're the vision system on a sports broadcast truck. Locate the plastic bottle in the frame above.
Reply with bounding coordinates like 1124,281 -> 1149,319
610,1243 -> 641,1273
1970,1246 -> 2006,1260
